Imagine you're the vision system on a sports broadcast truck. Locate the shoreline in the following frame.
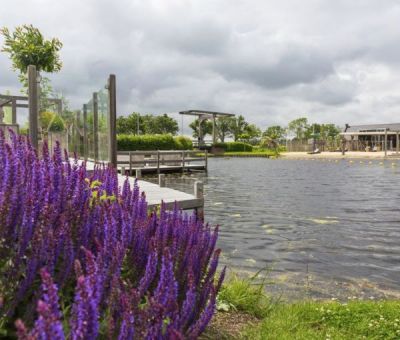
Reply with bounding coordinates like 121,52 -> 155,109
281,151 -> 400,159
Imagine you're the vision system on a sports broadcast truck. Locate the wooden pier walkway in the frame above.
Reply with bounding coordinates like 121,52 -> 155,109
117,174 -> 204,211
117,150 -> 207,174
82,160 -> 204,215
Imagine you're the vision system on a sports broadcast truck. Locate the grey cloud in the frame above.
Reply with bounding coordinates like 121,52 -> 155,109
1,0 -> 400,129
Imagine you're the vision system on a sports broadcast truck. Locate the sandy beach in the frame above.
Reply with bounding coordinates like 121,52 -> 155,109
281,151 -> 400,159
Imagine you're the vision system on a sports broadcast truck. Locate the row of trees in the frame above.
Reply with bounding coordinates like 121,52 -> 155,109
188,115 -> 261,143
116,112 -> 342,146
264,118 -> 341,142
117,113 -> 179,135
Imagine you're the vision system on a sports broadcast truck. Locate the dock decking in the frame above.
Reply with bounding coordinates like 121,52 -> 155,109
118,175 -> 204,211
117,150 -> 207,174
81,159 -> 204,214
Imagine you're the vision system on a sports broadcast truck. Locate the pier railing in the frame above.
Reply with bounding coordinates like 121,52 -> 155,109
117,150 -> 208,174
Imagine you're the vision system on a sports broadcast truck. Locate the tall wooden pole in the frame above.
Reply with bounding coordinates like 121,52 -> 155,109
83,104 -> 88,160
212,114 -> 216,144
28,65 -> 39,150
107,74 -> 117,167
11,99 -> 17,124
396,131 -> 399,154
384,129 -> 388,157
93,92 -> 99,161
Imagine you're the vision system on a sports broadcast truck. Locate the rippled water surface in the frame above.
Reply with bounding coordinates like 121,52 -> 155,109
147,158 -> 400,299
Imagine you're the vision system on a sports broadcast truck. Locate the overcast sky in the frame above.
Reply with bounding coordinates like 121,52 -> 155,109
1,0 -> 400,132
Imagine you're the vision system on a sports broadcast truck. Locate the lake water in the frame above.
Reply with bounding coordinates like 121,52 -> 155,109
146,158 -> 400,300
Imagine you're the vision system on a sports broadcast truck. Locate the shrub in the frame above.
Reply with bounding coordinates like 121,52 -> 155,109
0,131 -> 223,339
174,135 -> 193,150
212,142 -> 253,152
117,134 -> 192,151
224,142 -> 253,152
212,142 -> 227,150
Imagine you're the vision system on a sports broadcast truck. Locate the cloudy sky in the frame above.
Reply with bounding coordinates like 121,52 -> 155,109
1,0 -> 400,132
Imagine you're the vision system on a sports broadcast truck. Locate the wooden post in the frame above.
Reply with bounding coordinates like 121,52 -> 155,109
159,174 -> 165,187
194,181 -> 204,221
396,131 -> 399,154
121,166 -> 125,175
205,149 -> 208,172
157,151 -> 160,174
11,99 -> 17,124
107,74 -> 117,167
83,104 -> 88,160
135,169 -> 142,179
212,114 -> 216,144
129,151 -> 132,175
93,92 -> 99,161
28,65 -> 39,150
341,138 -> 346,156
75,110 -> 81,154
384,129 -> 388,157
182,151 -> 185,173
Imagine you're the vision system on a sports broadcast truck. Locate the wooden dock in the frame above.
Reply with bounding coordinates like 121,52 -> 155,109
118,174 -> 204,212
82,160 -> 204,216
117,150 -> 207,174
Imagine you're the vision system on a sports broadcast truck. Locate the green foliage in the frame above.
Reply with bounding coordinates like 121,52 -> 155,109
211,142 -> 253,152
288,117 -> 309,140
1,24 -> 63,75
117,134 -> 192,151
215,117 -> 233,142
218,272 -> 272,319
39,111 -> 65,132
226,142 -> 253,152
174,135 -> 193,150
263,125 -> 286,140
243,300 -> 400,340
305,123 -> 341,141
229,115 -> 249,142
117,113 -> 179,135
189,119 -> 213,139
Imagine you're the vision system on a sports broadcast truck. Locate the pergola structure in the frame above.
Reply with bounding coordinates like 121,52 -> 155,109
179,109 -> 235,145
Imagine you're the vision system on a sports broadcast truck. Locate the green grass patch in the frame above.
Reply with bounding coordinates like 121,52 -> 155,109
217,272 -> 274,319
242,300 -> 400,339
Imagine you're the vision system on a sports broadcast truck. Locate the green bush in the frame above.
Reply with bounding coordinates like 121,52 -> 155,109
174,135 -> 193,150
226,142 -> 253,152
213,142 -> 227,150
117,134 -> 193,151
212,142 -> 253,152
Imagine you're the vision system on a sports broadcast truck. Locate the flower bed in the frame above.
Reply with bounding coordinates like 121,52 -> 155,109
0,131 -> 224,339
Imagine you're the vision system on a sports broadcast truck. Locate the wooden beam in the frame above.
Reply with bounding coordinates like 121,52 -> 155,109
28,65 -> 38,150
93,92 -> 99,161
83,104 -> 88,160
107,74 -> 117,167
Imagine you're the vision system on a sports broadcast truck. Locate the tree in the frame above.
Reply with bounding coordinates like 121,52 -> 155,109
142,114 -> 179,135
1,25 -> 63,76
189,119 -> 213,139
229,115 -> 249,141
215,117 -> 233,142
288,117 -> 309,140
39,111 -> 65,132
1,25 -> 63,110
239,124 -> 261,143
263,125 -> 286,141
117,113 -> 144,135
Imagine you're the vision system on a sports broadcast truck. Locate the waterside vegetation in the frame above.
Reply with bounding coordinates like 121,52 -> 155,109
206,274 -> 400,339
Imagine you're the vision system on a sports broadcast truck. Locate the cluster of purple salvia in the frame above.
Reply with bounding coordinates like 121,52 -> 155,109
0,130 -> 225,339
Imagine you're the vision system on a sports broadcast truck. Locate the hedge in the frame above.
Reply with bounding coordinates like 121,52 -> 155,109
117,134 -> 193,151
213,142 -> 253,152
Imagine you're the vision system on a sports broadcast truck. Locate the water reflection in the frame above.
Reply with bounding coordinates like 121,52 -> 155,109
144,158 -> 400,299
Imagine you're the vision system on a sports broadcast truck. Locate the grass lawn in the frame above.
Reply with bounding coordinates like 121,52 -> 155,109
243,300 -> 400,339
205,273 -> 400,339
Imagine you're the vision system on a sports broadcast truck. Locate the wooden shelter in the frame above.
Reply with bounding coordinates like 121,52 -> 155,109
179,110 -> 235,145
